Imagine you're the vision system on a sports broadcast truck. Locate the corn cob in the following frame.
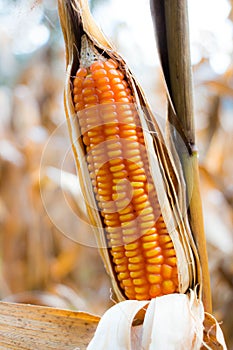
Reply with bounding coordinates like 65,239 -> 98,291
59,0 -> 200,304
72,56 -> 178,300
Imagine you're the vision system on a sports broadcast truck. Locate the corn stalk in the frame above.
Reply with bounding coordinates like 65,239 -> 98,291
150,0 -> 212,313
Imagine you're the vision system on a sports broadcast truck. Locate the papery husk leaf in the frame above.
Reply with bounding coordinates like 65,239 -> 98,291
58,0 -> 201,301
142,292 -> 204,350
87,292 -> 217,350
87,300 -> 147,350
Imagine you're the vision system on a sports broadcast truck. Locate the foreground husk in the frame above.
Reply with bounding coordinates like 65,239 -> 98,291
0,301 -> 100,349
58,0 -> 201,302
87,292 -> 227,350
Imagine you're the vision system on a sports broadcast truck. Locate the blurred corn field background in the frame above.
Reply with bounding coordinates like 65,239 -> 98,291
0,0 -> 232,348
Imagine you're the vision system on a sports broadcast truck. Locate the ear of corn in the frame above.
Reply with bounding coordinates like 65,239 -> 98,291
58,0 -> 201,302
72,50 -> 179,300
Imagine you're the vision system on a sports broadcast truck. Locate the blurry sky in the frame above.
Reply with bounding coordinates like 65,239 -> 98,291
0,0 -> 232,80
92,0 -> 232,73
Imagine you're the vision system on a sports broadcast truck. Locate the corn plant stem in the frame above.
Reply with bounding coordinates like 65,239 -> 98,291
150,0 -> 212,313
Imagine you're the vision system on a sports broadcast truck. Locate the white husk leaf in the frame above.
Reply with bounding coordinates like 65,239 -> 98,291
87,300 -> 147,350
87,293 -> 215,350
142,292 -> 204,350
215,322 -> 227,350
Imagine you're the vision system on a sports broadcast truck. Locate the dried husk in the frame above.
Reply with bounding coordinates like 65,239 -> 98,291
87,292 -> 227,350
58,0 -> 201,302
0,301 -> 100,349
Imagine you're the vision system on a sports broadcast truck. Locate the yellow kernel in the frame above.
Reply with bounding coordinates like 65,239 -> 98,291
92,68 -> 107,79
128,256 -> 144,264
158,235 -> 171,244
133,194 -> 148,204
82,87 -> 96,96
110,164 -> 125,173
118,272 -> 130,280
161,264 -> 173,279
164,242 -> 174,249
141,227 -> 157,236
147,255 -> 164,264
125,248 -> 141,258
135,293 -> 149,301
120,215 -> 136,224
140,213 -> 155,222
108,150 -> 122,158
128,263 -> 144,272
121,221 -> 135,228
119,206 -> 133,215
165,257 -> 177,267
162,280 -> 176,294
104,126 -> 119,136
111,251 -> 124,259
122,278 -> 133,287
133,278 -> 147,286
141,233 -> 158,243
140,221 -> 155,229
144,247 -> 162,258
115,264 -> 127,273
149,284 -> 161,298
133,188 -> 144,197
131,181 -> 144,188
116,200 -> 131,210
148,274 -> 162,284
112,170 -> 128,179
76,67 -> 87,77
163,249 -> 176,258
122,227 -> 138,237
142,241 -> 158,250
131,175 -> 147,182
115,257 -> 128,265
130,270 -> 144,279
123,235 -> 139,244
90,61 -> 104,71
146,264 -> 161,274
109,158 -> 123,166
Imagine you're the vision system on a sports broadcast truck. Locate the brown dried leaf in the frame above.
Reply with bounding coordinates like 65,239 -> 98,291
202,313 -> 227,350
0,301 -> 100,350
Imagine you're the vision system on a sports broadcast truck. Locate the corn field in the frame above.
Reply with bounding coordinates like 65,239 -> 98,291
0,0 -> 232,348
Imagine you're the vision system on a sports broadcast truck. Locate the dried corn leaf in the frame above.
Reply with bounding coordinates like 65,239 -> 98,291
202,313 -> 228,350
0,301 -> 99,350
